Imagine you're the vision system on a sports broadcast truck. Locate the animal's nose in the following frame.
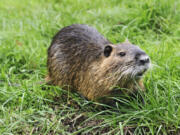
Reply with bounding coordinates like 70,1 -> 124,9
135,52 -> 150,65
139,57 -> 150,65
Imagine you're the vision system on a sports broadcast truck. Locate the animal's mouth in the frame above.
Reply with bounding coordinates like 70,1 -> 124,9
137,72 -> 144,76
135,69 -> 147,79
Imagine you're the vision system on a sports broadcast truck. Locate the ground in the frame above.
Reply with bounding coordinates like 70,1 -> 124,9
0,0 -> 180,134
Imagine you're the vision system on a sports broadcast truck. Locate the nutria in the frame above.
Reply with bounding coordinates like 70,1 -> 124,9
47,24 -> 150,101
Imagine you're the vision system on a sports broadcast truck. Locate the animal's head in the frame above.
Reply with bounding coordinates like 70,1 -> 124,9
102,40 -> 150,83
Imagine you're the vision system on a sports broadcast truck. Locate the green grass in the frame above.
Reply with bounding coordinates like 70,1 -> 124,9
0,0 -> 180,134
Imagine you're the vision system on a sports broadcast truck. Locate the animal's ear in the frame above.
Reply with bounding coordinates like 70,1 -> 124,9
123,38 -> 131,44
104,45 -> 113,57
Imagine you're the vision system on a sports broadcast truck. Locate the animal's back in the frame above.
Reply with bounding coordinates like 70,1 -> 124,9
47,24 -> 110,89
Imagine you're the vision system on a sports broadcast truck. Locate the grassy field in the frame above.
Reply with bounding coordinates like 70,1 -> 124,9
0,0 -> 180,134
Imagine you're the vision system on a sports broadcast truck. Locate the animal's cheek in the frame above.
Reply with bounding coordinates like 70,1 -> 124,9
113,56 -> 124,62
116,58 -> 128,64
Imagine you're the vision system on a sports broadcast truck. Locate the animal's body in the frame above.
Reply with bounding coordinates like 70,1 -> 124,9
47,24 -> 150,100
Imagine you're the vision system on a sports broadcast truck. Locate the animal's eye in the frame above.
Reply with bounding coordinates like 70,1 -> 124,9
119,52 -> 126,57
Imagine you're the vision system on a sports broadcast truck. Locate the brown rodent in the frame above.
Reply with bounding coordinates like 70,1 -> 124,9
47,24 -> 150,101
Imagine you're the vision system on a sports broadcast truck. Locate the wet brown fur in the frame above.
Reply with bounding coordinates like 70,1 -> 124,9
47,24 -> 146,101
